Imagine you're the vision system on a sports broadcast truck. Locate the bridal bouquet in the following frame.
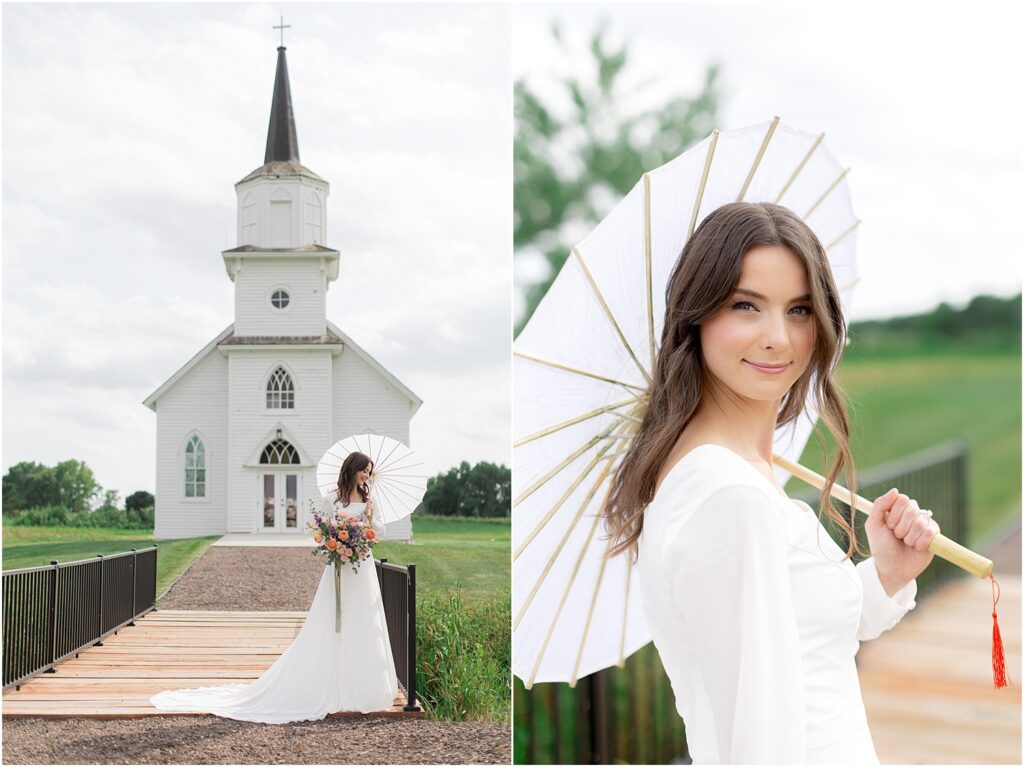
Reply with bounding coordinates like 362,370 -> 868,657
306,500 -> 378,575
307,499 -> 379,633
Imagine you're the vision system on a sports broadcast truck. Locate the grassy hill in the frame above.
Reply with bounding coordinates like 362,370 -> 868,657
792,349 -> 1020,548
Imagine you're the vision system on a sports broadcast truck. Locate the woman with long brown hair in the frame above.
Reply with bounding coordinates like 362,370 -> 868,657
605,202 -> 939,763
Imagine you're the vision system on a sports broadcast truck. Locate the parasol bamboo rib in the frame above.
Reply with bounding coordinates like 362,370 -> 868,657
803,167 -> 851,220
376,478 -> 428,496
378,459 -> 423,474
736,116 -> 780,202
774,132 -> 825,204
527,492 -> 609,689
572,248 -> 652,385
373,441 -> 403,472
687,129 -> 719,240
512,428 -> 622,561
514,396 -> 641,448
570,532 -> 615,688
618,550 -> 634,667
773,454 -> 993,578
514,351 -> 647,392
513,418 -> 625,509
643,173 -> 655,373
514,458 -> 615,633
825,219 -> 861,252
374,480 -> 427,506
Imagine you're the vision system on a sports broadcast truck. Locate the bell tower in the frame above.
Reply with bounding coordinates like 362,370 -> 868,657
222,42 -> 339,338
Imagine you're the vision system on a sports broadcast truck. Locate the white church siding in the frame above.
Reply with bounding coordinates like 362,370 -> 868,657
153,348 -> 229,540
233,259 -> 327,337
226,349 -> 334,533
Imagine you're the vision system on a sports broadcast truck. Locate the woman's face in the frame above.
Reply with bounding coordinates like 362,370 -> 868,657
699,244 -> 817,404
356,463 -> 373,485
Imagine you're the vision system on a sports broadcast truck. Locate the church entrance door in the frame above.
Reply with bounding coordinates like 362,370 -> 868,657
260,472 -> 300,532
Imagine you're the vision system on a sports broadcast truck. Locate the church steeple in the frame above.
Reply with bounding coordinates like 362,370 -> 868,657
264,46 -> 300,164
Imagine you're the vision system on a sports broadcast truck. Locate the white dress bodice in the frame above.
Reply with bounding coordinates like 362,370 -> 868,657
637,444 -> 916,764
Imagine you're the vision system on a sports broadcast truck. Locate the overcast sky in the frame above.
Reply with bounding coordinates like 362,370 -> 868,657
2,3 -> 511,498
513,2 -> 1022,323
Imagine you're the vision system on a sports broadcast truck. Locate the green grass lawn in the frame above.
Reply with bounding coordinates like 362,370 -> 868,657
792,350 -> 1021,548
1,516 -> 511,604
374,515 -> 510,603
1,526 -> 220,597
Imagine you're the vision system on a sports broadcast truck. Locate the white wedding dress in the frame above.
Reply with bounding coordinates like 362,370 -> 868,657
638,444 -> 917,764
150,499 -> 399,722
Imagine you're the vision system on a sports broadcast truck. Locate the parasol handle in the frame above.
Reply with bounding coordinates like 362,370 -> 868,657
773,454 -> 993,579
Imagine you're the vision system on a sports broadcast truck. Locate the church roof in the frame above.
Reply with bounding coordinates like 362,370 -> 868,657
218,331 -> 344,346
265,46 -> 299,164
222,243 -> 336,255
236,160 -> 325,185
142,323 -> 422,415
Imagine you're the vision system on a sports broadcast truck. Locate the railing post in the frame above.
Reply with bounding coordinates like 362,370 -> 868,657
129,549 -> 138,626
956,441 -> 968,545
151,544 -> 159,612
95,554 -> 105,646
45,561 -> 58,673
403,562 -> 419,711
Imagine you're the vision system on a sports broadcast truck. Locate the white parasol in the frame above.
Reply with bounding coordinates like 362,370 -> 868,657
316,434 -> 426,524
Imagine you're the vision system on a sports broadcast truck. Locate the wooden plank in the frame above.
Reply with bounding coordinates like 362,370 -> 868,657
859,575 -> 1020,764
2,609 -> 420,719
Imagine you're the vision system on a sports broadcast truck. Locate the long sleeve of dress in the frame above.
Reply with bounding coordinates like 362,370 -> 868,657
367,490 -> 387,537
665,484 -> 807,764
855,557 -> 916,641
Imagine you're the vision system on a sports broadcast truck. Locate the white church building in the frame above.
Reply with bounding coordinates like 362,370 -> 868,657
144,44 -> 421,541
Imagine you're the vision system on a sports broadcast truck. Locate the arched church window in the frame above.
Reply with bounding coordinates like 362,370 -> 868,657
266,367 -> 295,409
260,439 -> 300,465
271,289 -> 290,309
184,435 -> 206,498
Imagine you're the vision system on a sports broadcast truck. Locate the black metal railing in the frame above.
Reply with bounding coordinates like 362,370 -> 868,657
3,546 -> 158,690
514,441 -> 970,764
376,559 -> 420,712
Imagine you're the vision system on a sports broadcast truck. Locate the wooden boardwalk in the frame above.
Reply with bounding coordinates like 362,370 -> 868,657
2,610 -> 418,718
858,574 -> 1021,764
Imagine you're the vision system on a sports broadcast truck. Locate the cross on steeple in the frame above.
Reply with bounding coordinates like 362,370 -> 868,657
273,15 -> 291,48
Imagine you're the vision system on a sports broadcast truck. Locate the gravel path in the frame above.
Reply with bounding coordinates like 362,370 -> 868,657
158,546 -> 325,610
2,546 -> 511,765
1,716 -> 511,764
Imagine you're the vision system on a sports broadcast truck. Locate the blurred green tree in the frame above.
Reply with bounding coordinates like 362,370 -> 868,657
515,23 -> 722,333
422,460 -> 511,517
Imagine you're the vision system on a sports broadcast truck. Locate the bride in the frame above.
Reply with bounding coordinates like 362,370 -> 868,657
150,451 -> 399,722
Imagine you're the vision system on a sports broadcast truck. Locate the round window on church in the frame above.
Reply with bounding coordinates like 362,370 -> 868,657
271,289 -> 290,310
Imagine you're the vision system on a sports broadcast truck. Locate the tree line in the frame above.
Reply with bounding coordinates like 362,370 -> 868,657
418,461 -> 511,518
2,458 -> 511,526
847,293 -> 1021,357
2,460 -> 153,529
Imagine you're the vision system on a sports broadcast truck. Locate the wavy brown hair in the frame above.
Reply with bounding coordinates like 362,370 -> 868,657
336,452 -> 373,507
604,201 -> 863,560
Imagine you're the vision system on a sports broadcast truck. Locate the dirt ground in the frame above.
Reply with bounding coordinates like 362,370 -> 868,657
0,715 -> 511,764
